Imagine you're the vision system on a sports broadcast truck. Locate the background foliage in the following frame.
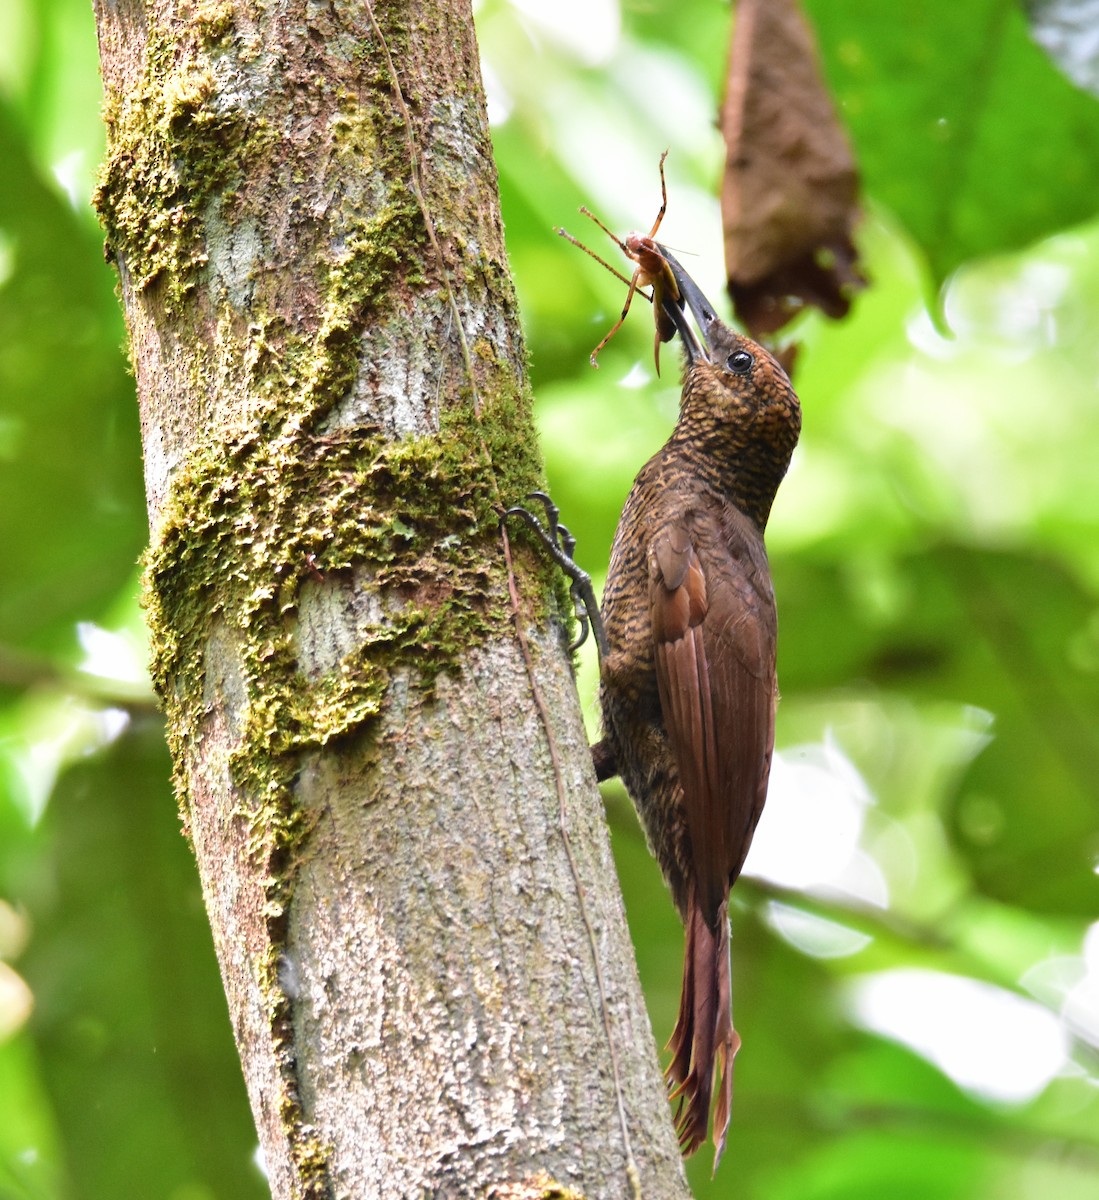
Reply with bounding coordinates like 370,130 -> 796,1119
1,0 -> 1098,1196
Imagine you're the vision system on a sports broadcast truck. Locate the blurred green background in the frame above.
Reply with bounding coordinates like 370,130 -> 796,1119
2,0 -> 1099,1196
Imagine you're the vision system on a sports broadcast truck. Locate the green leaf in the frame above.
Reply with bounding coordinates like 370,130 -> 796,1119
765,1129 -> 986,1200
776,545 -> 1099,915
805,0 -> 1099,285
0,97 -> 146,655
936,548 -> 1099,913
0,1033 -> 64,1200
18,721 -> 265,1200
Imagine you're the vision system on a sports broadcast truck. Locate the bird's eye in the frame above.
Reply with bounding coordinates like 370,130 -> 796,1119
726,350 -> 754,375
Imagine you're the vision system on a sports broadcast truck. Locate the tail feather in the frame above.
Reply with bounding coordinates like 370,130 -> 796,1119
665,892 -> 739,1169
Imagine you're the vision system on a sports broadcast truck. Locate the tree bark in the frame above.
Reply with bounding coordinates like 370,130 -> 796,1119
92,1 -> 691,1197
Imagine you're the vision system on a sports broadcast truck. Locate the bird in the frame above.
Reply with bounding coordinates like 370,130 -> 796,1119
506,247 -> 801,1167
593,249 -> 801,1165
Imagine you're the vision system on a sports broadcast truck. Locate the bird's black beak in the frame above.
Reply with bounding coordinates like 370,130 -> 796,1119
656,244 -> 720,367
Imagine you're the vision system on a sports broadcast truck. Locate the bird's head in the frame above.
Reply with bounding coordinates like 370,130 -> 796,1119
656,246 -> 802,524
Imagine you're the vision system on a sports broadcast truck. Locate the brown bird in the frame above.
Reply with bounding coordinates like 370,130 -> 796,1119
593,250 -> 800,1165
507,250 -> 800,1167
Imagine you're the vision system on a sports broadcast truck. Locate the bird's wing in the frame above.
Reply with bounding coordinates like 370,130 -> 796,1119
649,506 -> 777,922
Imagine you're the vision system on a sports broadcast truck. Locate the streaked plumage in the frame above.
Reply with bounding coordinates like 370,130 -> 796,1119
596,251 -> 801,1164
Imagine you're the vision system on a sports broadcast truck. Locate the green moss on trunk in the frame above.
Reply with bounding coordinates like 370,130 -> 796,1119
146,386 -> 554,820
98,4 -> 572,1190
96,39 -> 272,311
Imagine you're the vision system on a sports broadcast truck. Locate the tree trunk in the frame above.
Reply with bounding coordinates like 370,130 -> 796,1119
91,1 -> 691,1197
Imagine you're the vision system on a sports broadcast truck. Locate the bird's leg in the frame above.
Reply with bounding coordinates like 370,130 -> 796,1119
503,491 -> 609,660
504,493 -> 619,783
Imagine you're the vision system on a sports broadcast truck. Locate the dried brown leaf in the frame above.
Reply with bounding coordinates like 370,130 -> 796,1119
721,0 -> 864,335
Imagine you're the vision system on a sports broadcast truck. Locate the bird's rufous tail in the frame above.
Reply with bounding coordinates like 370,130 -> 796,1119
665,891 -> 740,1169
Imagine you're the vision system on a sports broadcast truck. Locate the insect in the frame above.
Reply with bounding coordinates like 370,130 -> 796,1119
558,151 -> 682,371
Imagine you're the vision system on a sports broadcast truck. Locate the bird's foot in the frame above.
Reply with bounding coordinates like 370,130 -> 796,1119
503,491 -> 608,659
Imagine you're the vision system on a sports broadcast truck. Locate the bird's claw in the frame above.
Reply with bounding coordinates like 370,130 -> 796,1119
503,492 -> 608,659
